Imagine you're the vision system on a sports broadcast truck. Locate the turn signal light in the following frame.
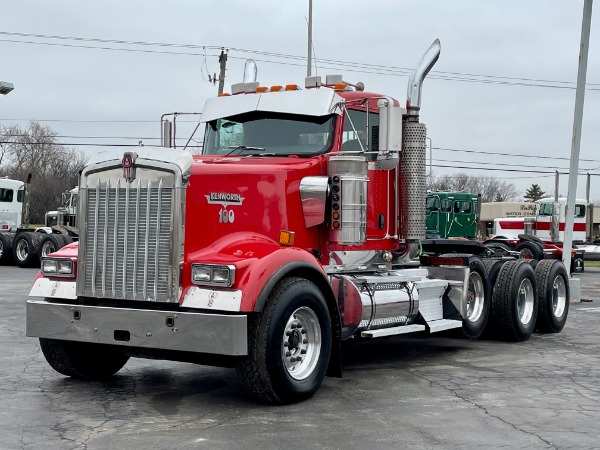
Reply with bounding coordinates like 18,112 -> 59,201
332,212 -> 340,220
279,230 -> 295,246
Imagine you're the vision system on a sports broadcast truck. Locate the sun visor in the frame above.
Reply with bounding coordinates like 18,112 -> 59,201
201,88 -> 343,123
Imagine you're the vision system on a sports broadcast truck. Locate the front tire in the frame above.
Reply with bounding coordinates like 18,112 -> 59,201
492,260 -> 538,342
534,260 -> 569,333
237,277 -> 332,404
39,338 -> 129,379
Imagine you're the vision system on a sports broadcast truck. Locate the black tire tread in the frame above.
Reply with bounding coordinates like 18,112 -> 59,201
237,277 -> 330,404
0,232 -> 15,265
39,338 -> 129,379
535,260 -> 569,333
491,260 -> 537,342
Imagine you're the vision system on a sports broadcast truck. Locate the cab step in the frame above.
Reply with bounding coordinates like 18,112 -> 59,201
427,318 -> 463,333
361,324 -> 426,338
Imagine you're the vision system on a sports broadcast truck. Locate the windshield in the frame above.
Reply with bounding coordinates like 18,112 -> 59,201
203,111 -> 335,156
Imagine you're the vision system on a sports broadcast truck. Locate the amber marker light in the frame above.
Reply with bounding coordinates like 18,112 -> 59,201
285,84 -> 300,91
332,212 -> 340,220
218,93 -> 231,97
279,230 -> 295,246
270,85 -> 283,92
256,86 -> 269,93
332,221 -> 340,229
333,83 -> 348,90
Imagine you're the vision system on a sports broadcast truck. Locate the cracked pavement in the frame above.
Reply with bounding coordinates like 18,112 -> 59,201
1,266 -> 599,449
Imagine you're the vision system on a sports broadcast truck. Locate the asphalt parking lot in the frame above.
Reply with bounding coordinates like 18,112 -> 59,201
1,266 -> 599,449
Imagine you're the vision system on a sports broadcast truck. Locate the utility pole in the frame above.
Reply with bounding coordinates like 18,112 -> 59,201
563,0 -> 593,274
218,48 -> 228,95
307,0 -> 313,77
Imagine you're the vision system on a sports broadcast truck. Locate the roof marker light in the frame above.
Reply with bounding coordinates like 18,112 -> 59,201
285,84 -> 301,91
270,85 -> 283,92
256,86 -> 269,93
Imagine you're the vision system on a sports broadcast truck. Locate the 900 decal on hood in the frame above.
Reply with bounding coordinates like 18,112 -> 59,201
205,192 -> 245,223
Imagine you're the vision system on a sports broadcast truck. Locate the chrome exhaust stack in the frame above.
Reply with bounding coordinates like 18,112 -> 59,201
406,39 -> 441,121
401,40 -> 441,244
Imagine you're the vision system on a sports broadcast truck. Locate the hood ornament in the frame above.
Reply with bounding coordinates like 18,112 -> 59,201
122,151 -> 138,183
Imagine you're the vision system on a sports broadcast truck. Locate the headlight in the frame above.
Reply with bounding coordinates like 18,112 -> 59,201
41,258 -> 74,278
191,264 -> 235,287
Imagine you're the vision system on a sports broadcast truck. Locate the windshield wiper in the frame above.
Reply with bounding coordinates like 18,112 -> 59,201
226,145 -> 266,155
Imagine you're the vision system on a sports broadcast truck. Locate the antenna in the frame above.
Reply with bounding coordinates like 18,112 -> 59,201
307,0 -> 313,77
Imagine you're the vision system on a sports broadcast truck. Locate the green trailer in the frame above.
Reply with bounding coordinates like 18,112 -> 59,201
426,191 -> 479,239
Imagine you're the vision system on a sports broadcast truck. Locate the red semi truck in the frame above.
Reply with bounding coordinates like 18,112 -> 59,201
26,40 -> 570,404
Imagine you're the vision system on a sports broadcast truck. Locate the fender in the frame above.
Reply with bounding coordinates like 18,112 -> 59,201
183,232 -> 341,333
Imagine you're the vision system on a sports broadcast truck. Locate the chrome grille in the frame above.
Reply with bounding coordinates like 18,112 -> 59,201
81,177 -> 175,302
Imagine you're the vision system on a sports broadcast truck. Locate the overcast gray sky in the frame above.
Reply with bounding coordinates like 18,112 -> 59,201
1,1 -> 598,200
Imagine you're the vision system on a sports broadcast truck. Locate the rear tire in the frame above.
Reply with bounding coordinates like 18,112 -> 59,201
534,260 -> 569,333
13,232 -> 43,268
39,338 -> 129,379
39,234 -> 64,259
0,232 -> 15,265
492,260 -> 538,342
461,257 -> 491,339
237,277 -> 332,404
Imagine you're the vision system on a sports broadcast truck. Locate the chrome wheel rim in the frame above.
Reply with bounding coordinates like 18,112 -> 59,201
517,278 -> 535,325
466,271 -> 485,322
41,240 -> 56,257
552,275 -> 567,318
282,306 -> 321,381
16,239 -> 29,262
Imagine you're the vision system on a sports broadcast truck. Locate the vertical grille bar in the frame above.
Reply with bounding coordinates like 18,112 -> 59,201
102,179 -> 110,296
92,180 -> 100,296
154,178 -> 163,302
133,179 -> 141,298
112,178 -> 120,295
143,179 -> 151,300
122,181 -> 130,298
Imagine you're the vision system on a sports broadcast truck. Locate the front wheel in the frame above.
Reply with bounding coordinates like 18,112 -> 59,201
237,277 -> 332,404
39,338 -> 129,379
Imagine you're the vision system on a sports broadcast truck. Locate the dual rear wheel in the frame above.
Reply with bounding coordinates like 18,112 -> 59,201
465,258 -> 569,341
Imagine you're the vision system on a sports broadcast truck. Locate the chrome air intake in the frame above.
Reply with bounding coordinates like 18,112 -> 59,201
328,155 -> 368,245
402,122 -> 427,240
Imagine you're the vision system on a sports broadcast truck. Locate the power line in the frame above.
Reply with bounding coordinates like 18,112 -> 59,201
2,32 -> 600,91
434,146 -> 600,164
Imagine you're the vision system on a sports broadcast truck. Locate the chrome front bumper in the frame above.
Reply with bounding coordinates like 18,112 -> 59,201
26,300 -> 248,356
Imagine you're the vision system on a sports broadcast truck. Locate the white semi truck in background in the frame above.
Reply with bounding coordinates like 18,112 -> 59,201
0,177 -> 78,267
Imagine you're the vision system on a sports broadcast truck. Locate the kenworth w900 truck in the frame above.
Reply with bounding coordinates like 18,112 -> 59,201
26,40 -> 570,404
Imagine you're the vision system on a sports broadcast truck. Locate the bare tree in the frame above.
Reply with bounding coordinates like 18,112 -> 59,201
0,122 -> 87,224
427,172 -> 518,202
